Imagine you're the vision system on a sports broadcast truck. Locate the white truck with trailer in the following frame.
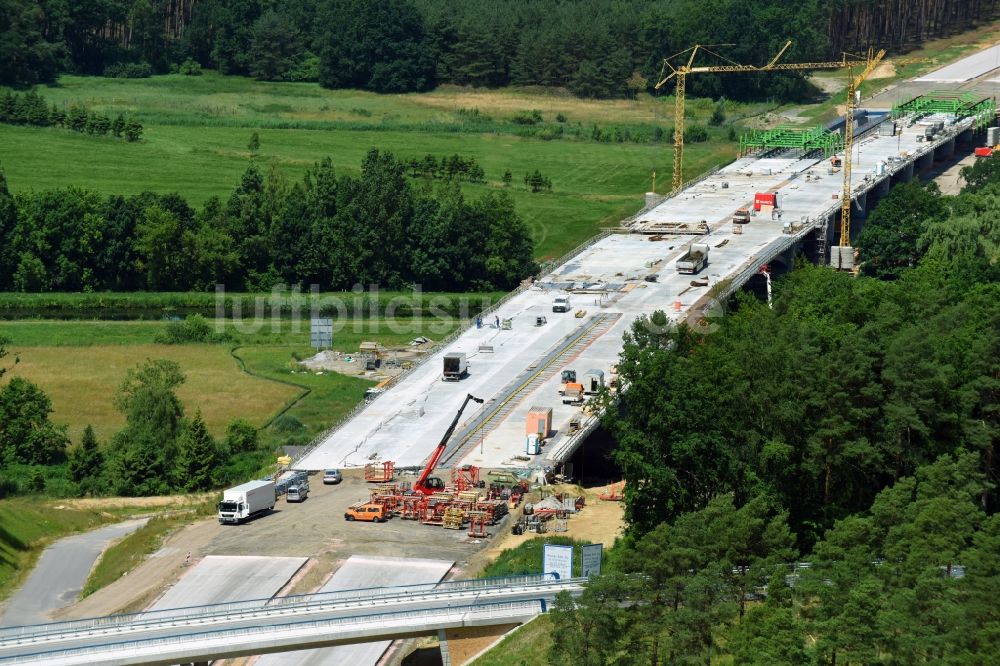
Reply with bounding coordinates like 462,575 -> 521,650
218,479 -> 276,524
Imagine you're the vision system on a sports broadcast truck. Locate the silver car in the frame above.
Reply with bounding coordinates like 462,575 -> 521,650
286,485 -> 308,502
323,469 -> 342,485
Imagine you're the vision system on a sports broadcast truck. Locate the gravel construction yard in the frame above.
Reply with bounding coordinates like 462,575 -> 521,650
58,471 -> 504,619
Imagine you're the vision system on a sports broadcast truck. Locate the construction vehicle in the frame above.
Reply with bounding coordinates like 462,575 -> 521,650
677,243 -> 710,274
442,353 -> 469,381
732,208 -> 751,225
413,393 -> 485,495
562,382 -> 584,405
218,480 -> 275,525
559,369 -> 577,395
830,155 -> 843,168
552,295 -> 571,313
345,501 -> 389,522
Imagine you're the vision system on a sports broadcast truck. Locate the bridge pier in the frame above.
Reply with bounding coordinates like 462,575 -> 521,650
935,137 -> 956,160
876,176 -> 891,197
899,161 -> 914,182
917,151 -> 934,172
439,623 -> 520,665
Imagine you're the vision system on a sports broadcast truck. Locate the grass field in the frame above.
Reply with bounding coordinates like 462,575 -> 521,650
4,343 -> 300,443
0,77 -> 744,259
0,317 -> 463,446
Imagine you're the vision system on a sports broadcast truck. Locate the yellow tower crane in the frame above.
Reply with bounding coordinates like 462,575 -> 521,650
654,42 -> 885,199
837,49 -> 885,255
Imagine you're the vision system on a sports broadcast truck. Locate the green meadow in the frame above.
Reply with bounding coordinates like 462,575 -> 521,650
0,75 -> 748,259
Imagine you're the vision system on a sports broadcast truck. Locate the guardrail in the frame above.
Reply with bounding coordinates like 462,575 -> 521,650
2,600 -> 548,665
0,574 -> 560,644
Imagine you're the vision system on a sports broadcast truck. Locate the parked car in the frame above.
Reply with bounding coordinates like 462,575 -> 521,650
345,502 -> 388,522
286,484 -> 308,502
323,469 -> 342,484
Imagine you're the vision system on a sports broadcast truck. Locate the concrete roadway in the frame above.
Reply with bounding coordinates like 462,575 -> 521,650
0,519 -> 147,628
147,555 -> 306,611
256,555 -> 453,666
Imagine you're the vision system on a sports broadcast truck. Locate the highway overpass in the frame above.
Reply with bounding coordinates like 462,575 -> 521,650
0,575 -> 582,665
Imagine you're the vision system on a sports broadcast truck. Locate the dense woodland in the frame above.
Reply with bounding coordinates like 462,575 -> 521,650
559,161 -> 1000,663
0,151 -> 537,293
2,0 -> 997,95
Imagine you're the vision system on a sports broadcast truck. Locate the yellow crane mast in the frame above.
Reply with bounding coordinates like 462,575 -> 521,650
839,49 -> 886,250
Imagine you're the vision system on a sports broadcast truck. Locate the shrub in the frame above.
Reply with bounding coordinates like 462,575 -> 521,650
684,123 -> 709,143
155,314 -> 231,344
225,419 -> 259,453
103,62 -> 153,79
177,58 -> 202,76
271,414 -> 305,433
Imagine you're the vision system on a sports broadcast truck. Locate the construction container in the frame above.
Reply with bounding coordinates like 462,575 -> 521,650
975,147 -> 993,157
525,406 -> 552,438
753,192 -> 777,211
878,121 -> 897,136
582,369 -> 605,395
987,127 -> 999,146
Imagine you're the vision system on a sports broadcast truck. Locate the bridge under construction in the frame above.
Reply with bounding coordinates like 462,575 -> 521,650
297,90 -> 993,476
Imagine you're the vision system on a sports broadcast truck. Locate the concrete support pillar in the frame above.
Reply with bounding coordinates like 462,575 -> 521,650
877,177 -> 891,197
959,128 -> 974,146
944,137 -> 956,158
439,628 -> 453,666
917,152 -> 933,172
903,161 -> 914,181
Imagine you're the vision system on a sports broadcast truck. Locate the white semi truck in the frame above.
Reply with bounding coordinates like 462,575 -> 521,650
218,479 -> 276,525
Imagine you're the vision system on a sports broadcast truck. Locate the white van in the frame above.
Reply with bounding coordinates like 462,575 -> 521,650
552,296 -> 571,313
286,484 -> 309,502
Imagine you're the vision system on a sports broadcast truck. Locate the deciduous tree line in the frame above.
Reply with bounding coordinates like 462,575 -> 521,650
3,0 -> 996,96
0,149 -> 537,293
550,161 -> 1000,662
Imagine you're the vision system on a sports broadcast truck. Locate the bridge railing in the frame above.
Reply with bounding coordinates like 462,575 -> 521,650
4,600 -> 551,664
0,574 -> 559,644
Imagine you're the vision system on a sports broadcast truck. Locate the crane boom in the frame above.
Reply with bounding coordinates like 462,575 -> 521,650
413,393 -> 484,494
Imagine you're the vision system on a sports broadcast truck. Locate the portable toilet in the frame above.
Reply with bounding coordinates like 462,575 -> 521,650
525,433 -> 541,455
526,407 -> 552,439
583,369 -> 605,395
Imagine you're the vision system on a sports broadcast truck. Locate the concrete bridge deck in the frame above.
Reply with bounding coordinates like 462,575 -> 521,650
297,105 -> 982,473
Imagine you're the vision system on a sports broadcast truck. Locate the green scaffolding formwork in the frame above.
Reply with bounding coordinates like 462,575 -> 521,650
739,125 -> 844,158
891,90 -> 997,130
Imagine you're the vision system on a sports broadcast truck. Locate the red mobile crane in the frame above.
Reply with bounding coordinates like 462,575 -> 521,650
413,393 -> 484,495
